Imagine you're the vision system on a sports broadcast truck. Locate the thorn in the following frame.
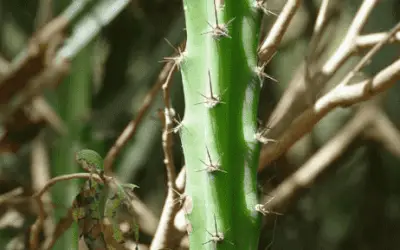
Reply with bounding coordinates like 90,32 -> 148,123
167,114 -> 183,134
201,0 -> 234,40
255,52 -> 278,86
202,214 -> 234,246
194,70 -> 225,108
255,0 -> 278,17
255,126 -> 278,144
171,188 -> 186,207
202,18 -> 235,39
255,62 -> 278,84
160,38 -> 185,68
195,146 -> 227,174
255,197 -> 283,216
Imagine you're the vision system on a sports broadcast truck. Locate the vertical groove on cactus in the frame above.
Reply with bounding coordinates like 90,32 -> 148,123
180,0 -> 262,249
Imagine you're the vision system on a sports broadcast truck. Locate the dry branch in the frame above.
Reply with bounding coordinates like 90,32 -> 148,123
321,0 -> 379,76
259,0 -> 381,159
258,105 -> 377,221
258,0 -> 302,62
259,13 -> 400,171
150,63 -> 184,250
260,56 -> 400,168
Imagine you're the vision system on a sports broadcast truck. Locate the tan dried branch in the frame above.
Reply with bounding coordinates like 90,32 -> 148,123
258,105 -> 377,220
321,0 -> 379,76
258,0 -> 302,62
259,9 -> 400,171
356,31 -> 400,49
337,22 -> 400,88
260,57 -> 400,167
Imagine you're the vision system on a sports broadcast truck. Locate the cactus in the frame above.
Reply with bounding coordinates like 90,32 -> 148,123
179,0 -> 263,249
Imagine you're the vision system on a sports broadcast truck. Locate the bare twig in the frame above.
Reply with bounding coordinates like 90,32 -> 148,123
259,12 -> 400,172
260,57 -> 400,168
258,0 -> 302,62
257,105 -> 377,221
262,0 -> 381,145
337,21 -> 400,88
33,173 -> 101,199
103,61 -> 175,175
356,31 -> 400,49
321,0 -> 379,76
315,58 -> 400,110
313,0 -> 331,37
151,63 -> 184,250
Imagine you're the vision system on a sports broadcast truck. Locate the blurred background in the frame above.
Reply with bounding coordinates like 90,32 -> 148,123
0,0 -> 399,249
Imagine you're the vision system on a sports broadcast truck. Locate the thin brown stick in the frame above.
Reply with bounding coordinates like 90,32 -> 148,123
258,0 -> 302,62
258,105 -> 376,220
103,61 -> 175,175
151,63 -> 184,250
33,173 -> 101,199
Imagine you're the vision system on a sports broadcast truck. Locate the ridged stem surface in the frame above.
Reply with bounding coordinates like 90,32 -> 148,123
180,1 -> 261,249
